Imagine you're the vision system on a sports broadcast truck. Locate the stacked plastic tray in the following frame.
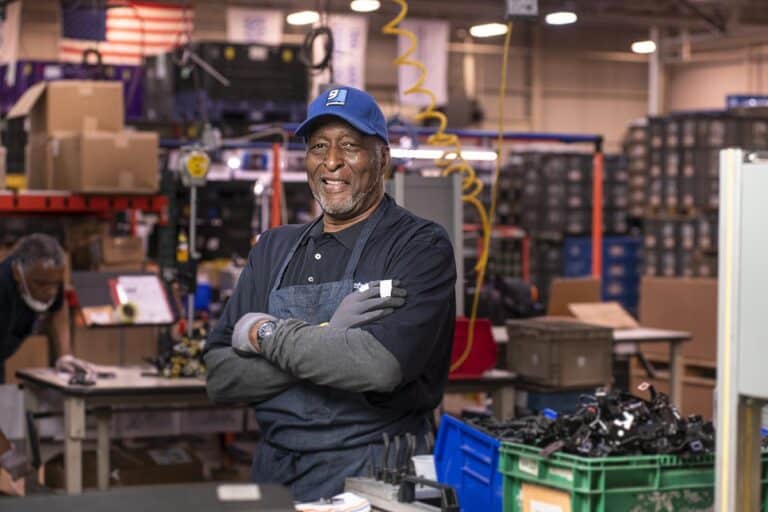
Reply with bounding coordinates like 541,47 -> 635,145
562,236 -> 641,315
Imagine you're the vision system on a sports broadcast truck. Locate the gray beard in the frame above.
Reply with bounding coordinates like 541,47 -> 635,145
313,187 -> 365,217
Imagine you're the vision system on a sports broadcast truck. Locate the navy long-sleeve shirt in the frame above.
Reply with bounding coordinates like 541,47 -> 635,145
205,194 -> 456,412
0,257 -> 62,383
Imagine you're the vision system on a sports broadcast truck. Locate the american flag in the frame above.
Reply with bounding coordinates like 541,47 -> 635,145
59,1 -> 194,65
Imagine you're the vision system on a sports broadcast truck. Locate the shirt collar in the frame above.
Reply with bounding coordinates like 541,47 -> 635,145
307,215 -> 366,250
305,195 -> 393,249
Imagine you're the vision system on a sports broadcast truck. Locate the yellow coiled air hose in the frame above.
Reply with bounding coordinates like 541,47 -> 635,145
383,1 -> 513,372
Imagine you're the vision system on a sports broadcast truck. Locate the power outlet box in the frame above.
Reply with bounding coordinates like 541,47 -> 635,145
506,0 -> 538,18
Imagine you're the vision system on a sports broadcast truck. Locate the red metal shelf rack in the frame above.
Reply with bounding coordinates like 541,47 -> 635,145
0,191 -> 168,220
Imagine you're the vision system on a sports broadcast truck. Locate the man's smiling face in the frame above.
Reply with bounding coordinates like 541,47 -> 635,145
305,118 -> 388,220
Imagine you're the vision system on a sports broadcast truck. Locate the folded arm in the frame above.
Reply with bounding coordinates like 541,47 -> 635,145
260,320 -> 402,393
204,230 -> 298,404
259,226 -> 456,394
204,347 -> 298,404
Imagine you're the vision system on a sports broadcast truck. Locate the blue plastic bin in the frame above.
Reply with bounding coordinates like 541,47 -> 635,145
518,387 -> 591,415
435,415 -> 503,512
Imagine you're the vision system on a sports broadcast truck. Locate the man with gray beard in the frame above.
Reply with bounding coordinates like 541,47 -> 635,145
203,86 -> 456,501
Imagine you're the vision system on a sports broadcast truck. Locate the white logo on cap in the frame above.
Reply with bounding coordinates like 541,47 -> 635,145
326,88 -> 348,106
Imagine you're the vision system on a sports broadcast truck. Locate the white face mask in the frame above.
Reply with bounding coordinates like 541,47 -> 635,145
15,262 -> 56,313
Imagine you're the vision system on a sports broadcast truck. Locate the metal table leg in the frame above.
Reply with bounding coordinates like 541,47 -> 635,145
669,340 -> 684,407
95,407 -> 112,491
63,396 -> 85,494
22,385 -> 40,466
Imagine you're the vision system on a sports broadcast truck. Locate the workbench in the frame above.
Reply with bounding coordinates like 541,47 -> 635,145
16,366 -> 222,495
492,326 -> 692,406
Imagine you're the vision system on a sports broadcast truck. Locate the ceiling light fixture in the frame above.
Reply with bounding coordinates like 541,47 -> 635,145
350,0 -> 380,12
631,40 -> 657,54
469,23 -> 508,38
545,11 -> 577,25
286,10 -> 320,26
390,148 -> 498,161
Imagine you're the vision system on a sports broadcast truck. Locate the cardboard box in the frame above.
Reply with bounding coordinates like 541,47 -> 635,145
97,262 -> 144,272
45,446 -> 204,490
4,335 -> 50,385
568,302 -> 639,329
100,235 -> 144,264
7,81 -> 124,134
51,131 -> 159,193
25,132 -> 53,190
18,0 -> 61,61
639,277 -> 718,362
547,277 -> 601,316
73,326 -> 158,366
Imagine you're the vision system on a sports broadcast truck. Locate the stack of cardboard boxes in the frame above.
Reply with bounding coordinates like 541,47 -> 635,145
7,80 -> 157,193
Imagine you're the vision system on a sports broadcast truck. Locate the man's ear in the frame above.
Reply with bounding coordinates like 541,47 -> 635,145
380,144 -> 391,174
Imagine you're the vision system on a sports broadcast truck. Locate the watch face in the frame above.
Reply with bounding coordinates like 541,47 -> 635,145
258,321 -> 276,340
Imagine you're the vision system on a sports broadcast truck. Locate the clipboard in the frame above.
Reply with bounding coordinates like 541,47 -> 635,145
71,271 -> 176,327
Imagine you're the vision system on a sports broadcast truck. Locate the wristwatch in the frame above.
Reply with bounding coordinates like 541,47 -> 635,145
257,320 -> 277,343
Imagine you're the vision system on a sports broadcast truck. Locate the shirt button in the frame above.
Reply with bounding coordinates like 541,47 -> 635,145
314,253 -> 322,260
308,276 -> 314,283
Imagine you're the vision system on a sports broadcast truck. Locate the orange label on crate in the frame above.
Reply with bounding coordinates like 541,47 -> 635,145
522,483 -> 572,512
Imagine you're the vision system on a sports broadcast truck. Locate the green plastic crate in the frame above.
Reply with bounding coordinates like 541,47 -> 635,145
500,442 -> 768,512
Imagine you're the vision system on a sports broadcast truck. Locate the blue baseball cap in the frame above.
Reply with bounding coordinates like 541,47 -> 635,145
295,86 -> 389,144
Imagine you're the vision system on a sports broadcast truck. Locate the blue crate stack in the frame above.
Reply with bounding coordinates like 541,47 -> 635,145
563,236 -> 642,316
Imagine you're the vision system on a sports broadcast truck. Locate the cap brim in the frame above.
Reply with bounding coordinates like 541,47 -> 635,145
295,113 -> 377,140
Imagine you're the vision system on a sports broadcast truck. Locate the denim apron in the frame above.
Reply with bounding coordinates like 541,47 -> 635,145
250,198 -> 430,501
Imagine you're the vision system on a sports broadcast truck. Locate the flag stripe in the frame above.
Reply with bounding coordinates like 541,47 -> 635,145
107,31 -> 187,43
107,19 -> 193,31
61,41 -> 177,54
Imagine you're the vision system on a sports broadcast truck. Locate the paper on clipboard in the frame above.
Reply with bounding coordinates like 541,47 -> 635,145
115,275 -> 173,324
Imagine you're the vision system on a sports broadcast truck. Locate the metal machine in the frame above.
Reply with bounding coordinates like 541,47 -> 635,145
715,149 -> 768,511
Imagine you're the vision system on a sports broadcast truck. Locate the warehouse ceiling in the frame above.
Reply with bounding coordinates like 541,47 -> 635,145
228,0 -> 768,30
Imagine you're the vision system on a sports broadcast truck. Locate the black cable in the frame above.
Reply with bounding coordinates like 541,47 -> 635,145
298,26 -> 334,72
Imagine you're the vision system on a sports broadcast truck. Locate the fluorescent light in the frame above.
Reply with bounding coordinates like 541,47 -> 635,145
453,150 -> 498,161
391,148 -> 443,160
469,23 -> 508,38
253,181 -> 265,195
545,11 -> 577,25
631,40 -> 657,54
390,148 -> 497,161
350,0 -> 380,12
226,156 -> 242,169
286,10 -> 319,26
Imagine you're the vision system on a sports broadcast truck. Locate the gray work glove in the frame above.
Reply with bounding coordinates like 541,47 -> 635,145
55,355 -> 97,384
329,281 -> 407,329
232,312 -> 277,355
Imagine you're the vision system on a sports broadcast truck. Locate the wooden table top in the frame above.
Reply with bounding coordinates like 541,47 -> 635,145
15,366 -> 207,397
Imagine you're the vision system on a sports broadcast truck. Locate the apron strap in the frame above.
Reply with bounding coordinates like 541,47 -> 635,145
340,196 -> 391,280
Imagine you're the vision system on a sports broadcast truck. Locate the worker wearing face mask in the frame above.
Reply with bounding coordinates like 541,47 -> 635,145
0,234 -> 73,383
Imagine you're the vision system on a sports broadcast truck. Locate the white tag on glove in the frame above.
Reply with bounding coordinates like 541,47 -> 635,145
379,279 -> 392,298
